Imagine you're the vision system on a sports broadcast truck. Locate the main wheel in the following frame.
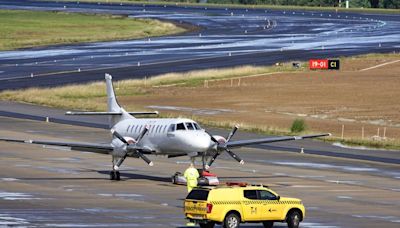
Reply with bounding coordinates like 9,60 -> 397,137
109,171 -> 115,180
262,221 -> 274,228
115,171 -> 121,181
287,211 -> 301,228
223,213 -> 240,228
200,222 -> 215,228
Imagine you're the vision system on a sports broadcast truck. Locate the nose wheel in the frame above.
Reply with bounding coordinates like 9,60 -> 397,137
110,170 -> 121,181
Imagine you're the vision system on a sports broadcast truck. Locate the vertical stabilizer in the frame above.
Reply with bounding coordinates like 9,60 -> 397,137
105,73 -> 121,112
105,74 -> 132,127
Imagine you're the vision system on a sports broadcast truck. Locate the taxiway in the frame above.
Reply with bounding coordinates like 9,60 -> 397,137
0,0 -> 399,89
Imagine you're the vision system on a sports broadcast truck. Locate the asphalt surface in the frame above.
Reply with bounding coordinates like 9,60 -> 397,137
0,116 -> 399,227
0,0 -> 400,90
1,100 -> 399,167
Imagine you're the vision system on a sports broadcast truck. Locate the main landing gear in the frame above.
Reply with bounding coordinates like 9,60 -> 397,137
110,170 -> 121,181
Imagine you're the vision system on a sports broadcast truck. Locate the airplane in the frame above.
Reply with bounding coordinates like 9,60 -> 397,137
0,74 -> 330,181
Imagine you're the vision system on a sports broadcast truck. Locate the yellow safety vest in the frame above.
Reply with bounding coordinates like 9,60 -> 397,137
184,167 -> 199,188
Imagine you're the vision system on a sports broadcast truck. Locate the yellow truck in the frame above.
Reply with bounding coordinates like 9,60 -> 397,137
184,183 -> 305,228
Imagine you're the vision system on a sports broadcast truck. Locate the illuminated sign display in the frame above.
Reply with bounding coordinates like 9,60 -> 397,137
309,59 -> 340,70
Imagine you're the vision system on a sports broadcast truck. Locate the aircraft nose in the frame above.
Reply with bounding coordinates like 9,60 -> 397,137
192,132 -> 212,151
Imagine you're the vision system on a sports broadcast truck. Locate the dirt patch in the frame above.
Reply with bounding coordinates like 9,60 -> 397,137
119,54 -> 400,141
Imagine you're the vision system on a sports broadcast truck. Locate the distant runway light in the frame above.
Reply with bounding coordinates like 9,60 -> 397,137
230,12 -> 233,16
78,68 -> 81,72
31,73 -> 33,78
199,33 -> 202,37
138,62 -> 141,66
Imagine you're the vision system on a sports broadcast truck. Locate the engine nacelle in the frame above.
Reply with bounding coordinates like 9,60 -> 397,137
123,137 -> 136,144
212,135 -> 227,144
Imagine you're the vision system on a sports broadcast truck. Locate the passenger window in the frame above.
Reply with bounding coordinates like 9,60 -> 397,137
185,122 -> 194,130
168,124 -> 175,132
163,125 -> 167,133
176,123 -> 186,130
131,125 -> 134,132
244,190 -> 258,200
258,190 -> 277,200
135,125 -> 138,133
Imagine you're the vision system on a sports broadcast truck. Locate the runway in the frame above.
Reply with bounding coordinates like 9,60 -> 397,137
0,0 -> 400,89
0,116 -> 399,227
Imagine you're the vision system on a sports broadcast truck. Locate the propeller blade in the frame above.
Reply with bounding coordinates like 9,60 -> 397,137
226,125 -> 239,142
111,129 -> 128,145
206,152 -> 220,168
226,149 -> 244,165
136,151 -> 154,166
115,154 -> 127,168
205,131 -> 219,143
135,126 -> 149,143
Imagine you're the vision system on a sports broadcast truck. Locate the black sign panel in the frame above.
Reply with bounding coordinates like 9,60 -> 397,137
328,60 -> 340,70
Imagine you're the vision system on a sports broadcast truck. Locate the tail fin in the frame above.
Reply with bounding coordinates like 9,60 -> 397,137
105,73 -> 132,127
66,74 -> 158,127
105,73 -> 121,113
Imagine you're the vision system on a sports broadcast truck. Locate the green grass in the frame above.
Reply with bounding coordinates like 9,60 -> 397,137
54,0 -> 400,14
0,10 -> 186,50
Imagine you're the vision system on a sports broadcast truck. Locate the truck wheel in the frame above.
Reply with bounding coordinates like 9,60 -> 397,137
262,221 -> 274,228
200,222 -> 215,228
223,212 -> 240,228
287,211 -> 301,228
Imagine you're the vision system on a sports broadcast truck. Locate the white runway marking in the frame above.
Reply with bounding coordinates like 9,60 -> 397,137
359,59 -> 400,71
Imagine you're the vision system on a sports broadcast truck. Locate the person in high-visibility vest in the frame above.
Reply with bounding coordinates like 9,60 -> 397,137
184,163 -> 199,193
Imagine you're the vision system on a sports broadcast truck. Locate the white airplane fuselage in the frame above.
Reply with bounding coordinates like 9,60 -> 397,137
113,117 -> 212,156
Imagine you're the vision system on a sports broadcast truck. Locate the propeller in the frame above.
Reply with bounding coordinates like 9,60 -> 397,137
206,125 -> 243,169
111,126 -> 153,169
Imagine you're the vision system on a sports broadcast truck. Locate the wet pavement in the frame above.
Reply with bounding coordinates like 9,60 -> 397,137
0,116 -> 400,227
0,0 -> 399,89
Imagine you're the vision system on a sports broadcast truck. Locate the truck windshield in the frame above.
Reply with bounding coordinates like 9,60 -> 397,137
186,189 -> 209,201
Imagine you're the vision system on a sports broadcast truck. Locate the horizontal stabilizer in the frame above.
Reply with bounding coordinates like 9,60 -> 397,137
65,111 -> 159,116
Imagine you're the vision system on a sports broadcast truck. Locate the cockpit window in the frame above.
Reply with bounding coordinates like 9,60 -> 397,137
176,123 -> 186,130
193,122 -> 202,130
185,122 -> 195,130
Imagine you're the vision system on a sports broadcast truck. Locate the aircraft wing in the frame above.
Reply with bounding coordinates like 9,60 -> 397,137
0,138 -> 113,154
220,133 -> 331,149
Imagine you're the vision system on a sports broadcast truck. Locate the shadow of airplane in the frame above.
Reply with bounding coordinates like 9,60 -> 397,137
98,170 -> 172,183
